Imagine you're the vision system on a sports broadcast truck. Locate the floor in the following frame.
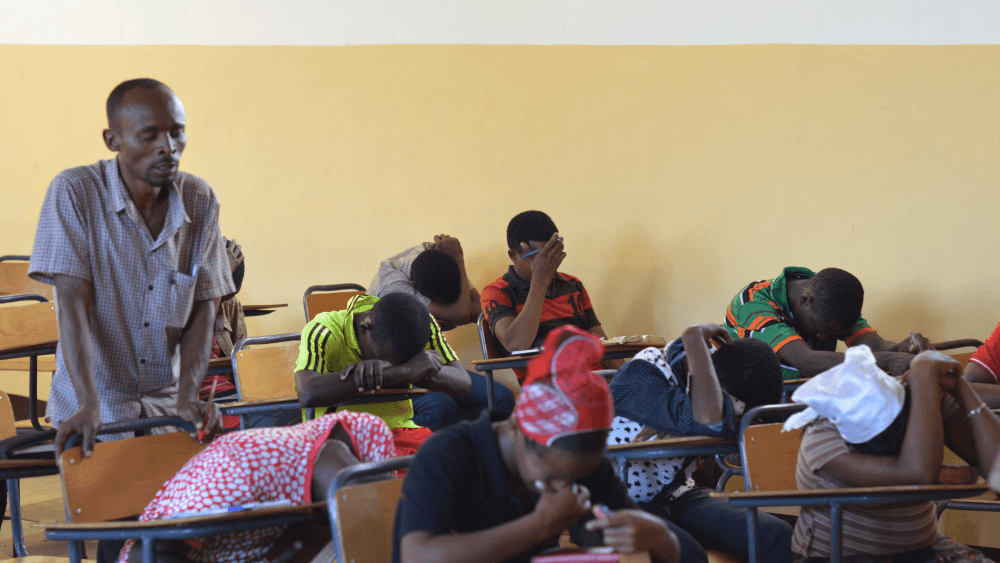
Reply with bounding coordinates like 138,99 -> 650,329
0,474 -> 97,560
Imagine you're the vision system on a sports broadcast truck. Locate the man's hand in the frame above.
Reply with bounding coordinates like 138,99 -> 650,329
889,332 -> 931,353
176,397 -> 222,443
531,481 -> 592,539
432,234 -> 464,260
54,406 -> 102,458
910,350 -> 963,394
635,426 -> 675,442
223,237 -> 244,274
522,233 -> 565,283
341,359 -> 393,392
874,352 -> 920,376
686,323 -> 733,349
401,350 -> 444,384
585,509 -> 677,560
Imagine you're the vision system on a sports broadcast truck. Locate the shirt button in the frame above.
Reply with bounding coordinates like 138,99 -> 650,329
144,322 -> 150,328
148,285 -> 154,291
140,359 -> 146,364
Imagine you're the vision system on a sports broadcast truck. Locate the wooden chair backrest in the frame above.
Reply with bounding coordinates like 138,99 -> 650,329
305,290 -> 365,322
742,422 -> 802,492
0,262 -> 53,300
950,352 -> 973,369
478,314 -> 507,360
335,476 -> 403,563
0,301 -> 58,351
234,341 -> 301,402
60,432 -> 206,523
0,391 -> 17,441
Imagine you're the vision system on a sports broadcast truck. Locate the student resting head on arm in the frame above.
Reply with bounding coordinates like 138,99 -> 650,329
725,267 -> 927,379
117,411 -> 396,562
393,325 -> 682,563
784,345 -> 1000,563
609,324 -> 792,563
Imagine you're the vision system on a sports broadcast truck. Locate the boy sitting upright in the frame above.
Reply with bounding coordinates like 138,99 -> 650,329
394,326 -> 683,563
609,323 -> 792,563
294,292 -> 471,455
482,210 -> 621,379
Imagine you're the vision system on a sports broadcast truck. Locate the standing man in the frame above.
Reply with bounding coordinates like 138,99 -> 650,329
29,78 -> 232,457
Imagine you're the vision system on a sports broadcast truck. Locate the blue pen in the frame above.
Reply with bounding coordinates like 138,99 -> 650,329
520,237 -> 563,260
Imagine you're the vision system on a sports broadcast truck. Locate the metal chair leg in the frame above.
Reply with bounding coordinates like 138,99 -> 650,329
746,506 -> 759,563
8,478 -> 28,557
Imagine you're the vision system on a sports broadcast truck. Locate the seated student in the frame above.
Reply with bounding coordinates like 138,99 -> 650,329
394,326 -> 685,563
964,320 -> 1000,384
294,292 -> 470,454
784,346 -> 1000,563
725,267 -> 922,379
369,235 -> 515,425
482,211 -> 622,380
369,234 -> 482,328
117,410 -> 395,562
609,323 -> 792,563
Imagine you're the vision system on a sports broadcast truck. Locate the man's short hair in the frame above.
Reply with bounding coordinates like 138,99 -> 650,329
809,268 -> 865,330
523,428 -> 609,457
713,338 -> 783,410
368,293 -> 432,362
411,249 -> 462,304
106,78 -> 171,127
232,261 -> 246,291
507,210 -> 558,250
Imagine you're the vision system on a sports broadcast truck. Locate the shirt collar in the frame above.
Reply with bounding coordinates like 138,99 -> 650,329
106,158 -> 190,249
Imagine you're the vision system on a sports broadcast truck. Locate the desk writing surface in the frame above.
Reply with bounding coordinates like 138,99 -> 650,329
471,343 -> 651,367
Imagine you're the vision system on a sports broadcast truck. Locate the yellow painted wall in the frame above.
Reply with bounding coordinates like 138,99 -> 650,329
2,45 -> 1000,394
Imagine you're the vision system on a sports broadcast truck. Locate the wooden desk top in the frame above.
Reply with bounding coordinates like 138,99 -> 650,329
471,343 -> 651,367
243,303 -> 288,311
607,435 -> 735,452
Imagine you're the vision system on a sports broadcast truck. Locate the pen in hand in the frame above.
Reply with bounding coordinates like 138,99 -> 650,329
910,332 -> 920,353
198,378 -> 218,442
520,237 -> 563,260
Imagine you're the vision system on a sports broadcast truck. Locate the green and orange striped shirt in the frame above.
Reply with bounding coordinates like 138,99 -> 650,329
724,267 -> 875,380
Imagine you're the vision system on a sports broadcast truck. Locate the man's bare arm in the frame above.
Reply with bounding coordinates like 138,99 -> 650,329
52,274 -> 100,457
776,340 -> 845,378
417,359 -> 472,399
175,297 -> 222,440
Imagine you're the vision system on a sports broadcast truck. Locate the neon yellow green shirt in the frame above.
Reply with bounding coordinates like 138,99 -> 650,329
294,294 -> 458,428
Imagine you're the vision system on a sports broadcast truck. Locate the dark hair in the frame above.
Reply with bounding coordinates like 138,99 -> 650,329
850,390 -> 910,456
523,429 -> 609,457
809,268 -> 864,331
507,211 -> 558,251
368,293 -> 432,362
410,249 -> 462,304
107,78 -> 171,127
231,261 -> 245,292
713,338 -> 783,409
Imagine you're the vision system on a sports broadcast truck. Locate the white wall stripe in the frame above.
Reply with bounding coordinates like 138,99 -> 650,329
2,0 -> 1000,46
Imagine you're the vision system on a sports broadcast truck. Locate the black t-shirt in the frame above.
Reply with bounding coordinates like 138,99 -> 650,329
392,412 -> 637,563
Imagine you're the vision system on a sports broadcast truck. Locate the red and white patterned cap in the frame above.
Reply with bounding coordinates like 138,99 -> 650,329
515,325 -> 613,446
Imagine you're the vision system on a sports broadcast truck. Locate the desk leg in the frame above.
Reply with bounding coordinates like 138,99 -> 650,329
831,503 -> 843,563
485,369 -> 496,416
29,355 -> 43,431
746,506 -> 759,563
9,478 -> 28,557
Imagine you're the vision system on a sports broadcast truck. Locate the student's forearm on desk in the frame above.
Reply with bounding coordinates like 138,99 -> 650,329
295,365 -> 412,407
54,275 -> 98,409
776,341 -> 844,378
400,513 -> 551,563
416,361 -> 471,399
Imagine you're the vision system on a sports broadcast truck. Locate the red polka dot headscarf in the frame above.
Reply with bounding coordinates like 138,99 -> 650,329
515,325 -> 614,447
